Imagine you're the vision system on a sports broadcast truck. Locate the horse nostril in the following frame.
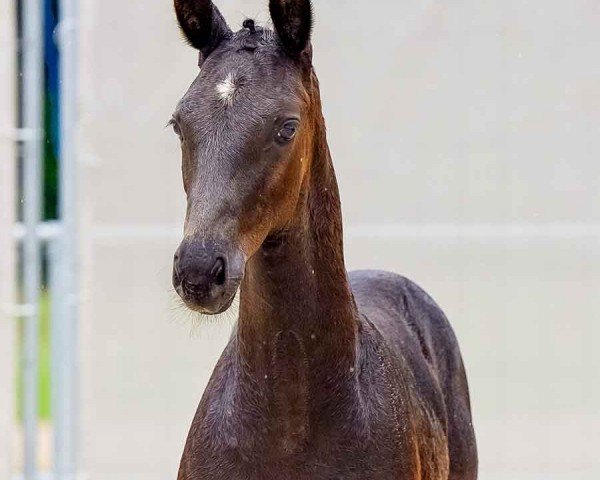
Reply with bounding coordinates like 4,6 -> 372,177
211,258 -> 226,286
182,279 -> 201,296
174,253 -> 181,274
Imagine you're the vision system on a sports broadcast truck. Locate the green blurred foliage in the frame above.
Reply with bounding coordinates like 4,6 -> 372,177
44,95 -> 59,220
16,293 -> 52,422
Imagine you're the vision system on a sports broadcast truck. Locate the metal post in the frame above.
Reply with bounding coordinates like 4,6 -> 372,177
55,1 -> 79,478
21,0 -> 45,478
0,1 -> 18,477
49,238 -> 66,480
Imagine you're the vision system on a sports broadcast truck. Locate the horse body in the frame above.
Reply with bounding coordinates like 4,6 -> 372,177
178,271 -> 475,480
170,1 -> 477,478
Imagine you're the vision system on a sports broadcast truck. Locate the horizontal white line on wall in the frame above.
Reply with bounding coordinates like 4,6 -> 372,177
77,223 -> 600,241
12,222 -> 600,242
345,223 -> 600,240
89,225 -> 182,240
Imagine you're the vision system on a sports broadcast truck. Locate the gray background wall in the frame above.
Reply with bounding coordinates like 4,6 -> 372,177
0,0 -> 16,477
75,1 -> 599,479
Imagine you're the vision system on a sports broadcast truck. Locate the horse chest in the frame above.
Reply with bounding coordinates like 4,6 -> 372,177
180,331 -> 448,480
187,434 -> 418,480
184,388 -> 436,480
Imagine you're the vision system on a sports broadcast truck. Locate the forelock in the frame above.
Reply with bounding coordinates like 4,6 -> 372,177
230,21 -> 277,52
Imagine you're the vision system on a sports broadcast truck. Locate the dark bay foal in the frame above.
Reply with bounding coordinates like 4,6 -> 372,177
170,1 -> 477,478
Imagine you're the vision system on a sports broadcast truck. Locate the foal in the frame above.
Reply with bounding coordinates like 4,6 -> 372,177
170,1 -> 477,479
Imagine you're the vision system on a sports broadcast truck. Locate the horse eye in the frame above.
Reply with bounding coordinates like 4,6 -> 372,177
168,118 -> 182,139
277,121 -> 298,143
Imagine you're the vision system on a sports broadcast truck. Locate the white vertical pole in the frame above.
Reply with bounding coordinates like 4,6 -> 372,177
49,237 -> 67,479
0,0 -> 17,476
22,0 -> 45,478
55,0 -> 79,478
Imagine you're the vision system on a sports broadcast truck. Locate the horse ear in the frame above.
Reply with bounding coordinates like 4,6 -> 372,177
174,0 -> 231,59
269,0 -> 313,56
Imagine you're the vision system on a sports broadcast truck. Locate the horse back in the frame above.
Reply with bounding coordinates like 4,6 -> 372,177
350,270 -> 478,480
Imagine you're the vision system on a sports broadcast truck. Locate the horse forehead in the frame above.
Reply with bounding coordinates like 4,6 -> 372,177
180,75 -> 286,123
178,85 -> 274,125
177,47 -> 298,124
210,63 -> 283,99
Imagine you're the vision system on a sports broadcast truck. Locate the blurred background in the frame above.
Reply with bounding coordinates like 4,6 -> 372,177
1,0 -> 599,479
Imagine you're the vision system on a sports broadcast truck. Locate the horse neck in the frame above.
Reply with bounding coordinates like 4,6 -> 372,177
237,85 -> 359,397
